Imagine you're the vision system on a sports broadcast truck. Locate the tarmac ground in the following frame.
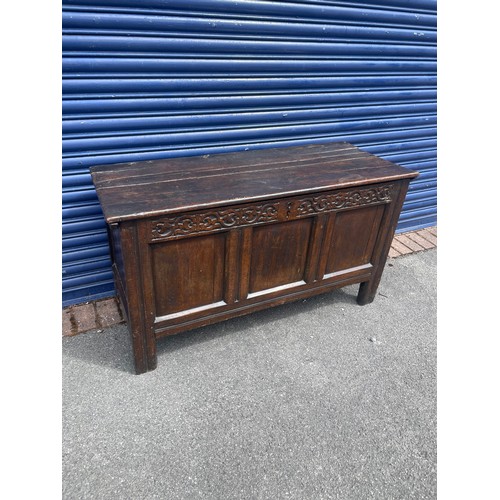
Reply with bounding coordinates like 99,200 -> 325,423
63,249 -> 436,500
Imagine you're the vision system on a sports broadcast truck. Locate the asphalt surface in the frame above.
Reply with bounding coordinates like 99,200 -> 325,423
63,249 -> 436,500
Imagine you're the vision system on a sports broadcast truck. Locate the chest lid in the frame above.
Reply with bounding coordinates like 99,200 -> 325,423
90,141 -> 418,223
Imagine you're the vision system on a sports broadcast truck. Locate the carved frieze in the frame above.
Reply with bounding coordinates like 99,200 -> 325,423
288,185 -> 393,218
151,203 -> 280,240
150,184 -> 393,240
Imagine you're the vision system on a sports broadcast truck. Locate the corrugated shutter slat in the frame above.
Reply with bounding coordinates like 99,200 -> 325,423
62,0 -> 436,306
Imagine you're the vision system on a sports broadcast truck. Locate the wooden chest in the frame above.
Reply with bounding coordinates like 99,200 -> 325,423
90,142 -> 418,374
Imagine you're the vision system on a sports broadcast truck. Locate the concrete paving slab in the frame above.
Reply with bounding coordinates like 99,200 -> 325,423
63,249 -> 436,500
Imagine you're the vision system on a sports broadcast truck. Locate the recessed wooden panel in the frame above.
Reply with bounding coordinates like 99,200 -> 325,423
151,233 -> 225,316
249,219 -> 312,294
325,205 -> 384,274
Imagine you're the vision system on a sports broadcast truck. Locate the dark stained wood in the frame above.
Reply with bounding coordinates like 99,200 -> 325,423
155,271 -> 373,338
304,214 -> 328,284
249,219 -> 312,294
91,141 -> 418,373
91,142 -> 357,183
357,180 -> 411,305
325,204 -> 385,274
315,212 -> 337,281
238,227 -> 253,301
224,229 -> 241,305
108,224 -> 126,295
151,233 -> 225,317
119,222 -> 157,374
90,142 -> 417,223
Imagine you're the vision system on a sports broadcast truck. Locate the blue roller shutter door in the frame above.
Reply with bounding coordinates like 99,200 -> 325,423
62,0 -> 437,306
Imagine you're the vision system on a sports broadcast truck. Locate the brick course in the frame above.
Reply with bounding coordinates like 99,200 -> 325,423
394,234 -> 425,253
62,226 -> 436,337
405,231 -> 435,250
96,298 -> 124,329
417,228 -> 437,246
63,298 -> 124,337
71,303 -> 97,333
391,238 -> 413,256
388,247 -> 401,258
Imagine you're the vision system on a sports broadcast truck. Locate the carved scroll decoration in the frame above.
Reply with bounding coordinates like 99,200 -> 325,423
151,203 -> 280,240
150,184 -> 394,240
289,184 -> 394,218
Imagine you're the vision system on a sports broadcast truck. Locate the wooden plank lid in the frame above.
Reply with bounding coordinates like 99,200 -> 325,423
90,141 -> 418,223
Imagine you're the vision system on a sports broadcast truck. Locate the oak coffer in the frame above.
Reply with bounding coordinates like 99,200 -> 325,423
90,142 -> 418,374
